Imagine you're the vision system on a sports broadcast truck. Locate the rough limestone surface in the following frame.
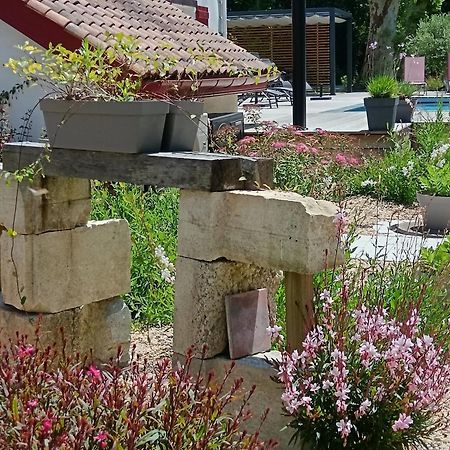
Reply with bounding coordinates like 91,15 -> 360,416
178,189 -> 343,274
0,220 -> 131,312
0,294 -> 131,365
173,256 -> 282,358
0,173 -> 91,234
174,351 -> 293,449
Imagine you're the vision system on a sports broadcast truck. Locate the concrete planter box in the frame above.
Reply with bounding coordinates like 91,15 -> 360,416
417,192 -> 450,231
162,100 -> 205,151
395,98 -> 415,123
40,99 -> 169,153
364,97 -> 399,131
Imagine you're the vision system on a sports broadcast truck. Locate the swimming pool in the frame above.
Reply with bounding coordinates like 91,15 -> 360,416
415,97 -> 450,112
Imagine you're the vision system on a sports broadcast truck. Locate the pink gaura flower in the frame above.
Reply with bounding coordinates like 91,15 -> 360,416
94,431 -> 108,448
347,156 -> 361,166
333,210 -> 348,235
272,141 -> 286,149
392,413 -> 413,431
41,417 -> 53,435
238,136 -> 256,146
309,147 -> 319,155
336,418 -> 352,438
26,399 -> 38,411
17,344 -> 34,359
88,365 -> 102,381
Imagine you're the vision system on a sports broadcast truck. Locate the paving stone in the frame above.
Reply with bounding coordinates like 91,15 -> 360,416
0,220 -> 131,312
178,189 -> 343,273
0,173 -> 91,234
173,256 -> 282,359
0,294 -> 131,365
225,288 -> 271,359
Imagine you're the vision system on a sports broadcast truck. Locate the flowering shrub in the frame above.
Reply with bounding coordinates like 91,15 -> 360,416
215,123 -> 360,201
419,142 -> 450,196
0,334 -> 277,449
275,287 -> 450,449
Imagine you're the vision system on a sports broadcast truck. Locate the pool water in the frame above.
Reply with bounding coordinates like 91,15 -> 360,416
415,97 -> 450,112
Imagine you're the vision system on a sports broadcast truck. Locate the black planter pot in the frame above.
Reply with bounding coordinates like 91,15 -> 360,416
364,97 -> 399,131
40,98 -> 169,153
395,98 -> 414,123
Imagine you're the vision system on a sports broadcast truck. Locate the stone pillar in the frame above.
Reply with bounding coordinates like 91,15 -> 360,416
0,174 -> 132,365
174,188 -> 342,448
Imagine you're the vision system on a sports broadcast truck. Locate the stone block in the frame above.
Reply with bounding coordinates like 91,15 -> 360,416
0,294 -> 131,365
1,220 -> 131,312
173,256 -> 281,358
0,173 -> 91,234
174,351 -> 294,449
178,190 -> 343,274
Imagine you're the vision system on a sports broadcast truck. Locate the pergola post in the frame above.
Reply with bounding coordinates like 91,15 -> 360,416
346,17 -> 353,93
292,0 -> 306,128
329,9 -> 336,96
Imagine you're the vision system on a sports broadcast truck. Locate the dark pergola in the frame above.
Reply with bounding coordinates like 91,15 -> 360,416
228,7 -> 353,127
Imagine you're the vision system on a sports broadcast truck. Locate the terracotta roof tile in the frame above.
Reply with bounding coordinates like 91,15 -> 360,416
20,0 -> 269,78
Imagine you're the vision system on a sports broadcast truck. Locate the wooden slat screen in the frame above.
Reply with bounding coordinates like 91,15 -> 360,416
228,24 -> 330,88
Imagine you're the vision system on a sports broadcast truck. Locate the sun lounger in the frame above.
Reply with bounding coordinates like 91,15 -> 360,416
404,56 -> 426,94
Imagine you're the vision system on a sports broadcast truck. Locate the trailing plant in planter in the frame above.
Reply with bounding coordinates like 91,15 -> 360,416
364,75 -> 399,131
418,142 -> 450,230
396,82 -> 416,123
6,34 -> 170,153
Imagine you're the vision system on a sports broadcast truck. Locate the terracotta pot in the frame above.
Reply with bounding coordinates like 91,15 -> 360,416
40,98 -> 169,153
417,192 -> 450,231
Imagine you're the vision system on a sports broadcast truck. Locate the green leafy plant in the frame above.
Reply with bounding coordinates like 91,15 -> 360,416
366,75 -> 398,98
418,141 -> 450,196
91,182 -> 178,325
419,162 -> 450,196
406,13 -> 450,77
426,76 -> 444,91
6,34 -> 150,101
397,81 -> 416,99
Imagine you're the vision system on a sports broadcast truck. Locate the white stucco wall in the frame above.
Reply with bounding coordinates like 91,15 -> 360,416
0,20 -> 46,142
196,0 -> 226,35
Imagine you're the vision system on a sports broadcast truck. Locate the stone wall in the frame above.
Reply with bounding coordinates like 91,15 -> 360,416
0,173 -> 132,365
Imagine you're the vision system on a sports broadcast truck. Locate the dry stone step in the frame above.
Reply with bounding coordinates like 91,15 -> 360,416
173,256 -> 282,359
0,173 -> 91,234
0,220 -> 131,313
178,189 -> 343,274
0,294 -> 131,366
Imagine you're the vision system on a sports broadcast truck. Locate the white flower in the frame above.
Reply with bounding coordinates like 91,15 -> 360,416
436,159 -> 445,168
361,179 -> 377,188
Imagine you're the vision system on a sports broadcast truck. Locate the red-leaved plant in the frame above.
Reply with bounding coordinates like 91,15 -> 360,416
0,333 -> 277,449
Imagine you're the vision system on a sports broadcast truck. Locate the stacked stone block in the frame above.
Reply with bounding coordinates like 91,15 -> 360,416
174,189 -> 342,448
0,174 -> 132,365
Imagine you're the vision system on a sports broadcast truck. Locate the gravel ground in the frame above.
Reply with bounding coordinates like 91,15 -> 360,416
130,195 -> 450,449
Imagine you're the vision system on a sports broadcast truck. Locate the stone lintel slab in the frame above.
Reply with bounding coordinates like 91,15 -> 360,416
0,220 -> 131,313
173,351 -> 293,449
173,256 -> 281,359
178,190 -> 343,274
0,295 -> 131,366
0,173 -> 91,234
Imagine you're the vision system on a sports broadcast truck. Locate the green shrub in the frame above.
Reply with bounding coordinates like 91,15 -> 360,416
426,76 -> 445,91
91,182 -> 178,325
397,81 -> 417,99
350,135 -> 421,204
366,75 -> 398,98
406,14 -> 450,77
